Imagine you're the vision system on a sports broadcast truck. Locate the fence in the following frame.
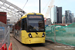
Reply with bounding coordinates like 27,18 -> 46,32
0,22 -> 10,49
45,23 -> 75,46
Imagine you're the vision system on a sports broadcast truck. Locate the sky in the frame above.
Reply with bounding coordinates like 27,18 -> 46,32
7,0 -> 75,18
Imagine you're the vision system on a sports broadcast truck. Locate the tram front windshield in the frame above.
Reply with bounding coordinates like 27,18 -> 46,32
28,19 -> 45,32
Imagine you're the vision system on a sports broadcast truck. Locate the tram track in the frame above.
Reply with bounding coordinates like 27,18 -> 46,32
30,47 -> 51,50
26,44 -> 52,50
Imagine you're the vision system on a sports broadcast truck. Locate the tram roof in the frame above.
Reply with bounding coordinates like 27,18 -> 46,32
20,13 -> 43,20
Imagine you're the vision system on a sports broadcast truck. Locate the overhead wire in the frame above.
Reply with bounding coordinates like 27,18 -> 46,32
22,0 -> 28,9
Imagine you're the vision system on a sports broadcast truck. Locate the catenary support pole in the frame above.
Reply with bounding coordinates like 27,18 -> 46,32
39,0 -> 41,13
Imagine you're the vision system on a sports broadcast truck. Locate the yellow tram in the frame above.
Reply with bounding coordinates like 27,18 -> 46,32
13,13 -> 45,44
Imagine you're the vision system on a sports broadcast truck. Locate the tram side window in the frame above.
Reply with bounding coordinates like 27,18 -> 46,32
22,18 -> 27,30
20,20 -> 21,29
22,19 -> 25,30
17,22 -> 19,30
18,21 -> 21,30
15,24 -> 17,29
25,18 -> 27,30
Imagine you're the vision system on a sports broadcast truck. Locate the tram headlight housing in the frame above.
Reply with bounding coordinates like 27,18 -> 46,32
28,33 -> 32,38
42,33 -> 45,37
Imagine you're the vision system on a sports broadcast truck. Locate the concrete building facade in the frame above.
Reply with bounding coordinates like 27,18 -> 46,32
51,6 -> 62,24
51,5 -> 57,24
56,7 -> 62,23
65,10 -> 74,23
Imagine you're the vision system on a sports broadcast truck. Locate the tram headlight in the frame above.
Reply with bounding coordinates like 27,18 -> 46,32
42,33 -> 45,37
28,34 -> 32,38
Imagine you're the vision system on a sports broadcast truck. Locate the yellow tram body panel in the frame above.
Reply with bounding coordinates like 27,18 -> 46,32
25,38 -> 45,44
21,30 -> 45,44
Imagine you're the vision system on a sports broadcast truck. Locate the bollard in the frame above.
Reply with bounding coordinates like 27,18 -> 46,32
2,44 -> 5,50
5,44 -> 7,50
2,44 -> 7,50
8,43 -> 12,50
0,48 -> 2,50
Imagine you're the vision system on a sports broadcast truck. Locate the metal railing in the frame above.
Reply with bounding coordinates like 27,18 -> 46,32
0,22 -> 10,49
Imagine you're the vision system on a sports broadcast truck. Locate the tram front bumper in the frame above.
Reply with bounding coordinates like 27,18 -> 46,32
25,38 -> 45,44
